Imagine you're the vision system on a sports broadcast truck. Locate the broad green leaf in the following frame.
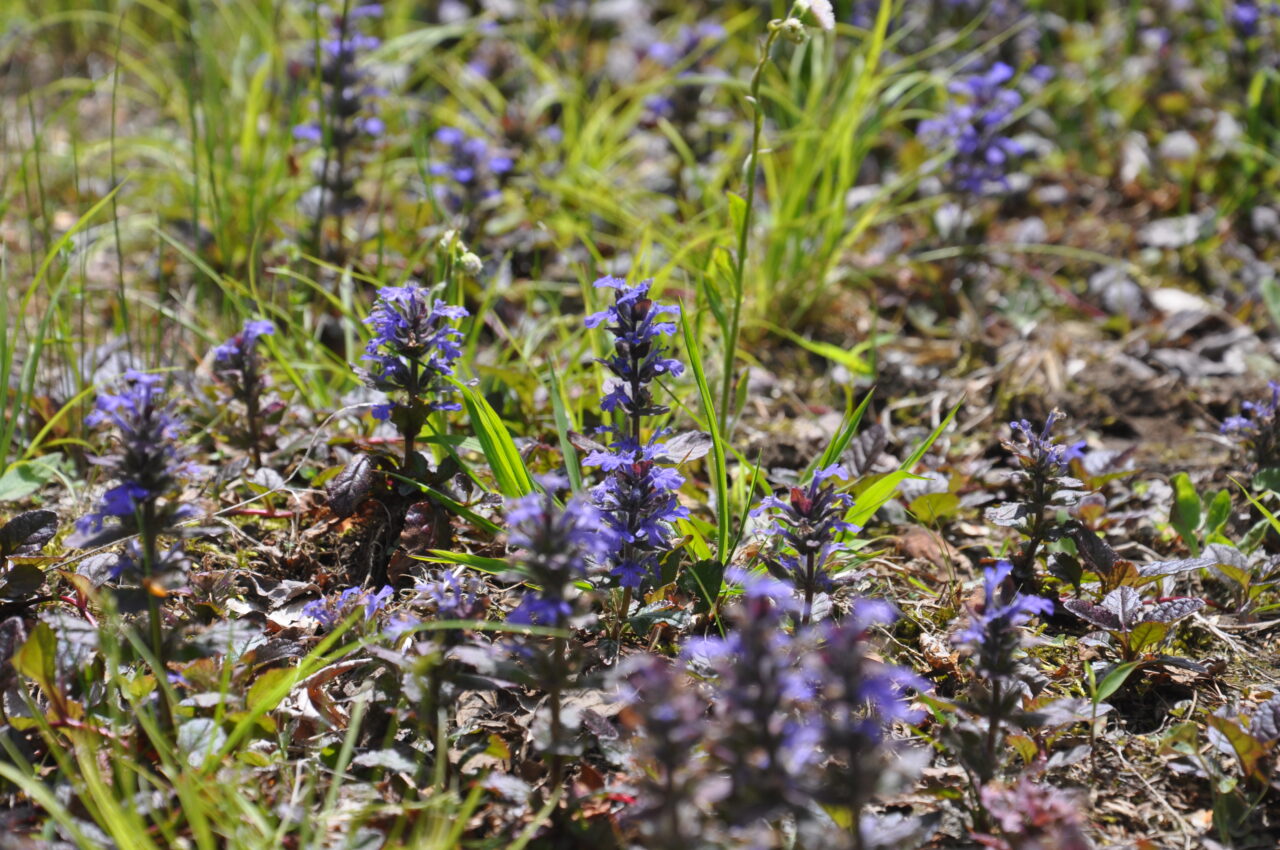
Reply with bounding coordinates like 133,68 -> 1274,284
1205,489 -> 1232,536
12,621 -> 57,697
909,492 -> 959,523
1124,621 -> 1171,654
1169,472 -> 1201,557
1094,660 -> 1142,702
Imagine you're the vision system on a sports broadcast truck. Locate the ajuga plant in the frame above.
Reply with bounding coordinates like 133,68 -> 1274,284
681,578 -> 820,839
324,283 -> 468,586
502,477 -> 616,787
303,584 -> 393,631
973,777 -> 1094,850
358,282 -> 467,467
211,319 -> 276,468
950,561 -> 1053,791
751,463 -> 856,625
918,62 -> 1027,195
985,410 -> 1085,593
618,655 -> 711,847
1221,381 -> 1280,471
803,601 -> 929,850
69,370 -> 201,724
429,126 -> 514,226
582,276 -> 689,631
681,575 -> 925,848
293,0 -> 385,258
328,283 -> 467,510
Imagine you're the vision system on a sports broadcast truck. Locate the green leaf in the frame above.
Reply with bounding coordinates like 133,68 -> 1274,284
419,549 -> 509,575
804,389 -> 874,482
908,492 -> 959,524
686,559 -> 726,614
1094,660 -> 1142,702
447,376 -> 534,498
726,192 -> 747,238
545,366 -> 582,493
1124,621 -> 1171,654
12,621 -> 57,697
1169,472 -> 1201,557
1252,467 -> 1280,493
0,456 -> 66,502
1205,489 -> 1232,536
680,307 -> 731,565
846,470 -> 916,529
246,667 -> 295,715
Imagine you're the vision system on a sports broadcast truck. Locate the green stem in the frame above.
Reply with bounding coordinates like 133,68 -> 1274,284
718,25 -> 782,436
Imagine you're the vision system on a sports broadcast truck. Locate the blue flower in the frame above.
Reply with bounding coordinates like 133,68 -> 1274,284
304,584 -> 394,629
73,370 -> 195,543
954,560 -> 1053,679
750,464 -> 858,620
357,283 -> 468,422
919,62 -> 1027,194
505,478 -> 617,625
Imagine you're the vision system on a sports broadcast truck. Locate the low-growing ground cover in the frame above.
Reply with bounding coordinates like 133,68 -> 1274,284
2,0 -> 1280,847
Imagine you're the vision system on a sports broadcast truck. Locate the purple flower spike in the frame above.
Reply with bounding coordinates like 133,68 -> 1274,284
919,61 -> 1028,194
751,464 -> 857,622
73,371 -> 195,548
954,560 -> 1053,680
504,477 -> 617,626
357,283 -> 469,430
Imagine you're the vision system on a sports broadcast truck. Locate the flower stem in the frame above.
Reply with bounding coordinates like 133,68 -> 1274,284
718,25 -> 781,436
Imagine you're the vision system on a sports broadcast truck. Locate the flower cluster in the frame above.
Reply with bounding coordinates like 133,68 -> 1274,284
304,584 -> 393,629
987,411 -> 1086,591
293,2 -> 385,247
1005,410 -> 1086,479
504,480 -> 616,626
1221,380 -> 1280,469
803,601 -> 928,840
681,584 -> 820,826
1231,1 -> 1278,38
676,578 -> 925,843
430,126 -> 514,216
918,62 -> 1026,193
72,370 -> 196,547
583,277 -> 689,590
950,561 -> 1053,785
751,464 -> 856,623
975,778 -> 1094,850
954,560 -> 1054,682
639,23 -> 725,123
618,655 -> 710,845
357,283 -> 468,462
212,319 -> 276,466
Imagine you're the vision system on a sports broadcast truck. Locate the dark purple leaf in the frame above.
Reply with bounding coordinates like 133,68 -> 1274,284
1104,587 -> 1145,628
1138,557 -> 1215,578
0,564 -> 44,600
327,454 -> 376,518
0,616 -> 27,691
1251,695 -> 1280,742
845,423 -> 886,476
0,510 -> 58,557
1063,522 -> 1118,574
1063,598 -> 1122,631
985,502 -> 1029,527
1142,597 -> 1203,624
